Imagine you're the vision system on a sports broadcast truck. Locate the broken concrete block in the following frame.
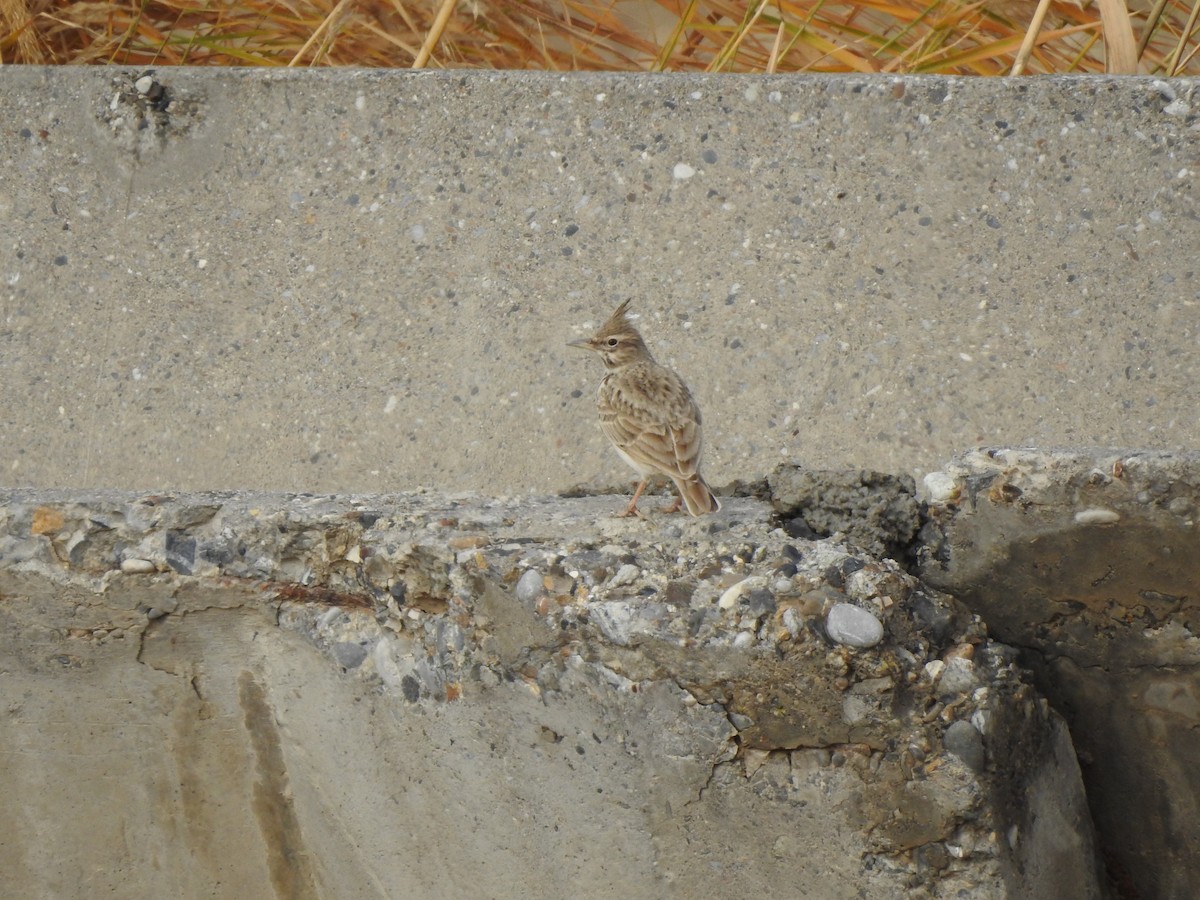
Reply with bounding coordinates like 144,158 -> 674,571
0,489 -> 1102,898
919,447 -> 1200,899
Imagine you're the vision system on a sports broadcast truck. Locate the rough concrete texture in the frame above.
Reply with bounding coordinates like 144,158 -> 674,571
769,466 -> 921,559
0,488 -> 1102,899
2,69 -> 1198,494
918,448 -> 1200,900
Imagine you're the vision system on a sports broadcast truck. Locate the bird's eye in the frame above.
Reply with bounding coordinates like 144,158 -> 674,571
606,337 -> 619,347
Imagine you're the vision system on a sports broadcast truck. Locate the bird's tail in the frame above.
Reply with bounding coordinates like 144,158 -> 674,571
674,475 -> 721,516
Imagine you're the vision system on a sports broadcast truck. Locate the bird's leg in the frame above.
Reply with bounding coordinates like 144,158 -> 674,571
617,479 -> 649,518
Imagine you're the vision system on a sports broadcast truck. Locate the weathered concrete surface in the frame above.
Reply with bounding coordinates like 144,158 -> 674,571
918,449 -> 1200,900
1,69 -> 1197,494
0,489 -> 1102,899
769,467 -> 921,559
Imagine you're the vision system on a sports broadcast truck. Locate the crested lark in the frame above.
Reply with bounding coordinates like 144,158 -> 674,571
569,300 -> 720,517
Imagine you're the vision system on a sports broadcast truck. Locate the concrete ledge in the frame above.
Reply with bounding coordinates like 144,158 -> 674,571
2,69 -> 1198,493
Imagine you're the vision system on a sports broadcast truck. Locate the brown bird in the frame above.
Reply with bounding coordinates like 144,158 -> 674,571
569,300 -> 720,517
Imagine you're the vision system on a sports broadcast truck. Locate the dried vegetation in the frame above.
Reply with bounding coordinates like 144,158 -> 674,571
1,0 -> 1196,74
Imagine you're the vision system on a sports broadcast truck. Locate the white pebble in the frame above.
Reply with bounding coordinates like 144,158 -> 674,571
825,603 -> 883,648
924,471 -> 960,503
120,558 -> 156,574
1074,508 -> 1120,525
134,75 -> 155,95
781,607 -> 803,637
672,163 -> 696,180
718,576 -> 767,610
515,568 -> 544,603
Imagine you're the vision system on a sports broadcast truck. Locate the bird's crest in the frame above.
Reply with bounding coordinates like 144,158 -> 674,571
595,299 -> 636,339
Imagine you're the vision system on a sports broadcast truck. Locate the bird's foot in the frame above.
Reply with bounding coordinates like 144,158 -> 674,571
616,502 -> 648,519
615,480 -> 650,519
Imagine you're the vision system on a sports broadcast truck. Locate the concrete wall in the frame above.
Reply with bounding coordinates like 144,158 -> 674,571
2,69 -> 1197,495
3,68 -> 1198,899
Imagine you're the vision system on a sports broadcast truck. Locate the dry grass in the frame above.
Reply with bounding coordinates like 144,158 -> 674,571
1,0 -> 1197,74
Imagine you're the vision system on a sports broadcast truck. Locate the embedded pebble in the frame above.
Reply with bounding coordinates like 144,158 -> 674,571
781,607 -> 803,637
924,471 -> 959,503
1074,508 -> 1120,525
729,712 -> 754,730
744,588 -> 775,619
590,601 -> 636,645
825,603 -> 884,648
937,656 -> 979,695
673,162 -> 696,180
515,568 -> 544,603
1167,496 -> 1192,516
609,563 -> 640,587
134,75 -> 155,95
332,641 -> 368,669
944,720 -> 986,772
317,607 -> 343,629
842,695 -> 871,726
772,833 -> 801,859
732,630 -> 755,649
1163,98 -> 1191,117
1152,79 -> 1177,101
120,558 -> 156,574
719,575 -> 768,610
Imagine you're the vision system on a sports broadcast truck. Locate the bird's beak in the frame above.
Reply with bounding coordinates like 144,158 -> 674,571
567,338 -> 592,350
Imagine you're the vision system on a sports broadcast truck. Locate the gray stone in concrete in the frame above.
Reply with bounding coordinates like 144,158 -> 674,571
918,448 -> 1200,899
1,70 -> 1197,494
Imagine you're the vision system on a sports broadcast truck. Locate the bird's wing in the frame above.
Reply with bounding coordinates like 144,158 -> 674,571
600,367 -> 703,480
